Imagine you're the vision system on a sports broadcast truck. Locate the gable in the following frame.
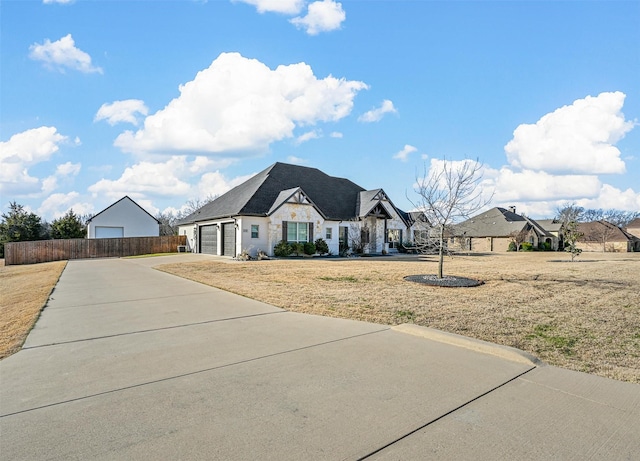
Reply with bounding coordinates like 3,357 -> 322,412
88,196 -> 159,225
267,187 -> 326,218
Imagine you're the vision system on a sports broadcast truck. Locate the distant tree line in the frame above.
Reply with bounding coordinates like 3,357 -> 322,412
555,204 -> 639,228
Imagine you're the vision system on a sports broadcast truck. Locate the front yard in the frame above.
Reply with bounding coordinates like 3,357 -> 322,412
157,252 -> 640,383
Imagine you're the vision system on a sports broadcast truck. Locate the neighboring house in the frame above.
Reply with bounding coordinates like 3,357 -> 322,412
177,162 -> 415,257
626,218 -> 640,240
87,196 -> 160,239
450,206 -> 556,252
536,219 -> 564,249
577,220 -> 640,252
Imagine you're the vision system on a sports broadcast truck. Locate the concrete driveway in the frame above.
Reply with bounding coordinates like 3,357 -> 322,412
1,255 -> 639,460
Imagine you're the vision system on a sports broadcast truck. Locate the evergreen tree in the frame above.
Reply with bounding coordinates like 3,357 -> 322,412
50,209 -> 86,239
0,202 -> 47,258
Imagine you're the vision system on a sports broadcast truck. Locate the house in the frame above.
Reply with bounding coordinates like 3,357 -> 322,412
577,220 -> 640,252
177,162 -> 415,257
536,218 -> 564,249
87,196 -> 160,239
450,206 -> 557,252
626,217 -> 640,240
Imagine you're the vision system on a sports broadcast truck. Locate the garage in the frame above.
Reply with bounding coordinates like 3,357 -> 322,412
95,226 -> 124,238
199,225 -> 218,255
222,223 -> 236,256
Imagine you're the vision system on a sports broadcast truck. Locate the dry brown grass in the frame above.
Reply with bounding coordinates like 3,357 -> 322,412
0,260 -> 67,359
157,252 -> 640,383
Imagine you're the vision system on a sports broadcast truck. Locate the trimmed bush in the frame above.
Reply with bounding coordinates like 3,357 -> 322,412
274,240 -> 292,257
303,241 -> 316,255
508,241 -> 517,252
521,242 -> 534,251
291,242 -> 304,256
314,238 -> 329,255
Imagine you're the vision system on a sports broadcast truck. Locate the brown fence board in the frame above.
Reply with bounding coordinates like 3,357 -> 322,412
4,236 -> 187,265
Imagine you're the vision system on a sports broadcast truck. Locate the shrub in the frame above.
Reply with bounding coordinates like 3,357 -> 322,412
508,241 -> 517,252
303,241 -> 316,255
541,241 -> 552,251
521,242 -> 534,251
314,238 -> 329,255
274,240 -> 292,257
291,242 -> 304,256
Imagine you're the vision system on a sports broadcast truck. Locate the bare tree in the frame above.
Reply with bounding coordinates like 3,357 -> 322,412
156,211 -> 179,236
555,203 -> 584,225
509,228 -> 529,252
347,219 -> 366,254
412,158 -> 492,278
177,194 -> 218,219
584,220 -> 624,252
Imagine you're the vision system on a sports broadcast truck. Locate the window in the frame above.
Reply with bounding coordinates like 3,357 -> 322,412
325,227 -> 332,240
251,224 -> 259,239
387,229 -> 402,249
286,222 -> 309,243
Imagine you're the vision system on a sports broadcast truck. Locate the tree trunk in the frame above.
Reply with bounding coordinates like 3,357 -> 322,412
438,224 -> 444,278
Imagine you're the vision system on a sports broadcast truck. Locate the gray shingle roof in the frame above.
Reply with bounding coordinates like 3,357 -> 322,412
453,207 -> 529,237
536,219 -> 563,233
178,162 -> 371,224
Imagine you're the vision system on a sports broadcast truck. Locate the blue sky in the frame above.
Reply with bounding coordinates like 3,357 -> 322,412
1,0 -> 639,221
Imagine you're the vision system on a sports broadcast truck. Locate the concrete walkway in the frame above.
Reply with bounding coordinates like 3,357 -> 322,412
1,256 -> 638,460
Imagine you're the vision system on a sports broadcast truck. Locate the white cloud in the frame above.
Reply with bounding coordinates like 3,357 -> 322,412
393,144 -> 417,162
295,129 -> 321,144
290,0 -> 346,35
43,0 -> 74,4
0,126 -> 68,196
38,192 -> 94,220
505,91 -> 633,175
575,184 -> 640,211
194,171 -> 255,201
235,0 -> 304,14
114,53 -> 367,156
359,99 -> 397,123
88,157 -> 196,201
95,100 -> 148,126
29,34 -> 102,74
55,161 -> 81,177
484,167 -> 601,202
329,131 -> 343,138
286,155 -> 308,165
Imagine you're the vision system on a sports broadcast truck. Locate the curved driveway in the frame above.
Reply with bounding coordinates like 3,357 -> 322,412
1,256 -> 638,460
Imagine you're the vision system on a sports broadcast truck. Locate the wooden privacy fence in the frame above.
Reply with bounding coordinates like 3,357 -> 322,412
4,235 -> 187,266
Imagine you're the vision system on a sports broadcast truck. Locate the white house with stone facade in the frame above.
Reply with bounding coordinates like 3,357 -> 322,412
177,162 -> 417,258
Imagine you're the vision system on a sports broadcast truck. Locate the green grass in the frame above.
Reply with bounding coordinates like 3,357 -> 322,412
395,309 -> 416,322
318,275 -> 358,282
527,324 -> 578,356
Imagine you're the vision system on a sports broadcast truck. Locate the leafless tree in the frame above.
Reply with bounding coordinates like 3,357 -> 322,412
156,211 -> 179,236
412,158 -> 492,278
555,203 -> 584,225
347,219 -> 367,254
177,194 -> 218,219
509,228 -> 529,252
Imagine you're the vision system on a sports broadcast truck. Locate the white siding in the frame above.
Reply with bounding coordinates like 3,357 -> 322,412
237,217 -> 270,257
87,197 -> 159,239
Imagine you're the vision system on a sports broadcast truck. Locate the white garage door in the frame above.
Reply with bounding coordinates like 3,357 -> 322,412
95,226 -> 124,238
